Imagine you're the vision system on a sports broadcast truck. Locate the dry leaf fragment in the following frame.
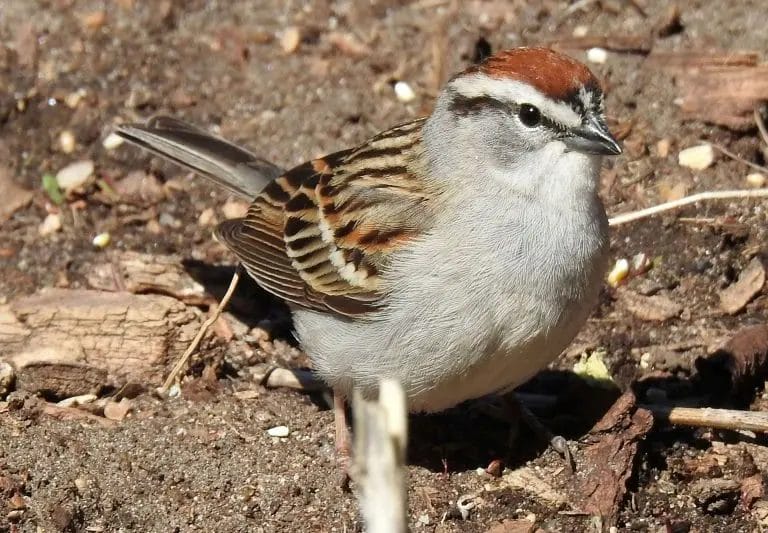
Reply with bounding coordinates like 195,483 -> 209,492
618,289 -> 682,321
719,257 -> 765,314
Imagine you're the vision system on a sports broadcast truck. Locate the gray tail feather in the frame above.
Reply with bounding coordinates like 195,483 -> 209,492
115,116 -> 283,199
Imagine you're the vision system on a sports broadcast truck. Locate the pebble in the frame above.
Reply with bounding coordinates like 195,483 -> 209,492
393,81 -> 416,103
607,258 -> 629,287
39,213 -> 62,236
102,132 -> 124,150
656,138 -> 671,158
678,144 -> 715,170
198,207 -> 216,226
746,173 -> 766,187
586,47 -> 608,64
572,25 -> 588,37
267,425 -> 290,438
222,198 -> 249,219
0,361 -> 14,398
92,232 -> 110,248
56,160 -> 94,191
281,27 -> 301,54
59,130 -> 76,153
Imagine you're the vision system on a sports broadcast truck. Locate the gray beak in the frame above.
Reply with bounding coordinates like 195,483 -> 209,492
563,113 -> 622,156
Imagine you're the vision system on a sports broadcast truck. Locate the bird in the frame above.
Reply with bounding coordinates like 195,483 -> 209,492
116,47 -> 621,461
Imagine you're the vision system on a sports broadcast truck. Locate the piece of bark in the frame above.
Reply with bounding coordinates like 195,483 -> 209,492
573,392 -> 653,525
689,478 -> 740,514
0,289 -> 201,398
740,474 -> 764,509
696,324 -> 768,400
719,258 -> 765,315
678,65 -> 768,130
87,251 -> 209,304
617,289 -> 682,322
646,51 -> 759,69
484,518 -> 536,533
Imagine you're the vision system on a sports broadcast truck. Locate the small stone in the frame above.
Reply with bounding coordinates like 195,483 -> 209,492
64,89 -> 87,109
222,198 -> 249,219
678,144 -> 715,170
587,47 -> 608,64
92,232 -> 110,248
572,25 -> 588,37
103,398 -> 132,421
81,10 -> 106,30
0,362 -> 15,398
607,258 -> 629,288
656,138 -> 671,158
267,425 -> 290,438
102,132 -> 125,150
746,173 -> 766,188
39,213 -> 62,236
639,352 -> 652,370
281,27 -> 301,54
393,81 -> 416,103
233,389 -> 260,400
56,160 -> 94,191
59,130 -> 76,154
198,207 -> 216,226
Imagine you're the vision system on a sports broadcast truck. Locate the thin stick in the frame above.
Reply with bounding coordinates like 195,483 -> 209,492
709,142 -> 768,174
646,405 -> 768,433
608,188 -> 768,226
161,267 -> 242,393
755,108 -> 768,148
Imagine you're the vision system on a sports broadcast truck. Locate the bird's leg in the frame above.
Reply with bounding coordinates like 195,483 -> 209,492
504,394 -> 575,474
333,391 -> 353,490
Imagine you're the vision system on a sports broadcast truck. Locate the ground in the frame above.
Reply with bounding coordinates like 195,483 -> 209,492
1,0 -> 768,531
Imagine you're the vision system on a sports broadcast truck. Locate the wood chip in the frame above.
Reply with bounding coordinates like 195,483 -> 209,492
501,467 -> 567,507
617,289 -> 682,322
741,474 -> 764,509
719,257 -> 766,314
573,392 -> 653,525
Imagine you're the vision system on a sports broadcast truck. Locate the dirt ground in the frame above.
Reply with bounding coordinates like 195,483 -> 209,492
2,0 -> 768,531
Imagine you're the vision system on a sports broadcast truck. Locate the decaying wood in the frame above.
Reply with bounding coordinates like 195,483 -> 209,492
353,380 -> 408,533
573,392 -> 653,525
0,289 -> 201,398
646,50 -> 768,129
87,251 -> 210,305
696,324 -> 768,399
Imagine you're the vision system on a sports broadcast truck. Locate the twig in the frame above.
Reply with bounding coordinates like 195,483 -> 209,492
608,189 -> 768,226
709,142 -> 768,174
755,108 -> 768,148
646,405 -> 768,433
161,266 -> 242,393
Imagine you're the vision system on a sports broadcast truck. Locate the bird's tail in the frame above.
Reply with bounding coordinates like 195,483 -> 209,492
114,116 -> 283,199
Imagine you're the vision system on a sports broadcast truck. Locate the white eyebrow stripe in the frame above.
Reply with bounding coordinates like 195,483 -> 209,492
447,73 -> 582,128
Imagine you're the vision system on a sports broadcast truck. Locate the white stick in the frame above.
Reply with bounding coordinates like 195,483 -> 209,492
608,188 -> 768,226
354,380 -> 408,533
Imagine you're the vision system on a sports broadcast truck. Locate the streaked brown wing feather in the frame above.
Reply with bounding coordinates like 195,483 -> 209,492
214,117 -> 437,317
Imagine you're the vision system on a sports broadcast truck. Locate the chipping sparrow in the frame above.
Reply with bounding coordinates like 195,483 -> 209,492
117,47 -> 621,454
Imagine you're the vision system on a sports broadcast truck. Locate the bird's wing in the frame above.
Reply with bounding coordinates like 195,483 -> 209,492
115,116 -> 283,199
215,117 -> 438,316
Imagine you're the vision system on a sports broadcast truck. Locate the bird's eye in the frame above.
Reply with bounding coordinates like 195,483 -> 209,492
518,104 -> 541,127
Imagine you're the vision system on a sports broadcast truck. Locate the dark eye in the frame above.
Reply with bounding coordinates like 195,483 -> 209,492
518,104 -> 541,127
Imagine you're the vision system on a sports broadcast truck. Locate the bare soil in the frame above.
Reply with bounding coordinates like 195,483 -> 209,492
2,1 -> 768,532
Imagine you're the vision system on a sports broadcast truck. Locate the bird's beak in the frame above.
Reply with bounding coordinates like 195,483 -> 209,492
563,113 -> 622,156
